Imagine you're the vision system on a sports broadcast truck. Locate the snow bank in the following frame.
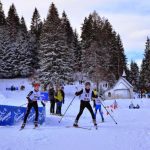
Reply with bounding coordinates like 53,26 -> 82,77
0,79 -> 150,150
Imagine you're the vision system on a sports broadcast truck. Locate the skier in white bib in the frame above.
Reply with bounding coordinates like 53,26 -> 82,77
73,82 -> 97,127
21,83 -> 45,129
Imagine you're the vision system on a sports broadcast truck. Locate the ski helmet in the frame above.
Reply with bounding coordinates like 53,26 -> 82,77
33,83 -> 40,87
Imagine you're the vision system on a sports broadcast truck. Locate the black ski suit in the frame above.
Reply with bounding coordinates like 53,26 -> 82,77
23,90 -> 40,125
49,88 -> 55,114
75,89 -> 96,121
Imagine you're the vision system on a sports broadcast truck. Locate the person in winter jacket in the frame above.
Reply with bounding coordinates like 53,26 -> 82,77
21,83 -> 45,129
92,88 -> 98,107
49,85 -> 55,114
61,86 -> 65,104
54,84 -> 65,116
129,102 -> 135,109
73,82 -> 97,127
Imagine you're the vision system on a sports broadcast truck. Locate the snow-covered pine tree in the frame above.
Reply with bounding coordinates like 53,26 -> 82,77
81,14 -> 94,77
38,3 -> 62,84
73,30 -> 82,72
29,8 -> 42,69
38,3 -> 76,85
3,4 -> 21,78
140,37 -> 150,92
129,61 -> 139,91
0,0 -> 5,25
16,17 -> 33,77
6,4 -> 20,39
60,11 -> 75,83
2,4 -> 33,78
0,0 -> 7,78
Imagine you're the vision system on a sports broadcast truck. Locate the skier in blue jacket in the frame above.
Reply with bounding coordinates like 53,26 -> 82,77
94,95 -> 104,122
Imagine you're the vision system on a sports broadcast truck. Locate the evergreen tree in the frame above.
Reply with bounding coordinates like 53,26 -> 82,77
0,0 -> 7,78
17,17 -> 33,77
20,16 -> 27,33
80,11 -> 127,86
29,8 -> 42,69
140,37 -> 150,92
62,11 -> 74,45
129,61 -> 139,91
38,3 -> 76,84
2,4 -> 21,78
38,3 -> 62,84
55,17 -> 73,83
115,34 -> 128,78
0,0 -> 6,25
2,4 -> 32,78
60,11 -> 75,81
73,30 -> 82,71
6,4 -> 20,39
30,8 -> 42,37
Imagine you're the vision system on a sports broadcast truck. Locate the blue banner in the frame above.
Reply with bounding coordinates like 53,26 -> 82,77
0,105 -> 46,126
40,92 -> 49,101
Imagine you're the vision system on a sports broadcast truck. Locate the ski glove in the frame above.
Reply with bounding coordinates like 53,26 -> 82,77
75,92 -> 78,96
27,97 -> 32,103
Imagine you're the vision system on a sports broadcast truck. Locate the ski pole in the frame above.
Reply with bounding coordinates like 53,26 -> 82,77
58,96 -> 76,123
19,103 -> 28,107
99,97 -> 118,125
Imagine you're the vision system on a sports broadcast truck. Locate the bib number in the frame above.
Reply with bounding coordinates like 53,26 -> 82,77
84,93 -> 90,101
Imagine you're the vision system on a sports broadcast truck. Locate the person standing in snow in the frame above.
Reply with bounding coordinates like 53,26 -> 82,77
92,87 -> 97,107
73,82 -> 97,127
49,85 -> 56,114
21,83 -> 45,129
54,84 -> 64,116
61,86 -> 65,104
94,95 -> 104,122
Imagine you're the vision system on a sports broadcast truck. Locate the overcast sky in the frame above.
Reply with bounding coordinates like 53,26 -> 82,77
1,0 -> 150,67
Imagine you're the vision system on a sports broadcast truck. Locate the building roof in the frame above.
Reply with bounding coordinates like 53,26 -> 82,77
105,77 -> 133,92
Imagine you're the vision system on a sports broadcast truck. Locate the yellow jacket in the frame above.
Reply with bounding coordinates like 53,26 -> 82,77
92,89 -> 98,100
54,90 -> 63,102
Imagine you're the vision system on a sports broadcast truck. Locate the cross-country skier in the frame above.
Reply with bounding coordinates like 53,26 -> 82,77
73,81 -> 97,127
94,95 -> 104,122
21,83 -> 45,129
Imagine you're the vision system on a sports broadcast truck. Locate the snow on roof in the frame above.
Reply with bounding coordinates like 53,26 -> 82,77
105,77 -> 133,92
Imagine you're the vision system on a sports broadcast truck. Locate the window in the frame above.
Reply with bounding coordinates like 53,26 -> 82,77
108,92 -> 111,97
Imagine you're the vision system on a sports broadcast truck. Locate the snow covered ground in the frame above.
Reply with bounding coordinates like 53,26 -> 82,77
0,79 -> 150,150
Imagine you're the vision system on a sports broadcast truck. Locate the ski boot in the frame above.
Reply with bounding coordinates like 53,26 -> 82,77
102,118 -> 105,122
20,123 -> 26,130
34,122 -> 38,128
93,119 -> 98,129
73,120 -> 78,127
